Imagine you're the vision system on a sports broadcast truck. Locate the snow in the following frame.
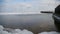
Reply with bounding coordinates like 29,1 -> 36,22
0,25 -> 4,30
38,31 -> 60,34
0,25 -> 60,34
21,29 -> 33,34
0,25 -> 34,34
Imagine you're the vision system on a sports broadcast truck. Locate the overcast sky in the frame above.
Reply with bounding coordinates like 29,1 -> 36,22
0,0 -> 60,14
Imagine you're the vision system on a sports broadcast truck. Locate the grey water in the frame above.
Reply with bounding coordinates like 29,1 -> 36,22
0,14 -> 57,34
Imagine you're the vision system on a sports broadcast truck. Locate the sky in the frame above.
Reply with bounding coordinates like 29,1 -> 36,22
0,0 -> 60,14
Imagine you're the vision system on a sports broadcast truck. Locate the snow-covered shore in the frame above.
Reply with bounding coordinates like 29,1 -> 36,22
0,25 -> 33,34
0,25 -> 60,34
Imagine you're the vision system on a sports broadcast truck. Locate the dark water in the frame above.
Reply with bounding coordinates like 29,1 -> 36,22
0,14 -> 57,34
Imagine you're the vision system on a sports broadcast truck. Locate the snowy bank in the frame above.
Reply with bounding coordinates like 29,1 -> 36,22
0,25 -> 34,34
38,31 -> 60,34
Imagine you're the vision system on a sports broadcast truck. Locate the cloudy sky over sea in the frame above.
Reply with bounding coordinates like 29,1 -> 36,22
0,0 -> 60,14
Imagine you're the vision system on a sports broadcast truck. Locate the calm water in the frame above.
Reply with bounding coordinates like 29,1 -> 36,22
0,14 -> 53,26
0,14 -> 56,34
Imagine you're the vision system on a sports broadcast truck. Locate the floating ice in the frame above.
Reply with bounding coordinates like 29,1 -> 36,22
38,31 -> 60,34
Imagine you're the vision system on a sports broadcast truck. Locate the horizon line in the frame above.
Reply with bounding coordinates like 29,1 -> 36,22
0,13 -> 41,15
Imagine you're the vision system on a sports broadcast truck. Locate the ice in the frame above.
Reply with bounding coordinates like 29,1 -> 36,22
21,29 -> 33,34
12,29 -> 22,34
38,32 -> 48,34
0,25 -> 34,34
1,31 -> 11,34
0,25 -> 4,30
38,31 -> 60,34
12,29 -> 34,34
1,25 -> 59,34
